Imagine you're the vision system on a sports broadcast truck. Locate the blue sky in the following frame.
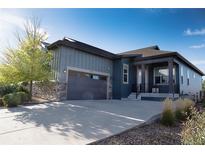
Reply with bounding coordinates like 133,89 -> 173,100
0,8 -> 205,72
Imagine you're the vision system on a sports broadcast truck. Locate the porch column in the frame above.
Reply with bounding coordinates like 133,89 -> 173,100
141,64 -> 145,92
168,59 -> 174,94
136,65 -> 138,93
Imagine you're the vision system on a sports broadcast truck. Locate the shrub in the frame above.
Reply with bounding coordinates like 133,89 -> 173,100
0,98 -> 3,106
0,84 -> 18,97
16,86 -> 29,94
16,92 -> 29,103
181,107 -> 205,145
2,93 -> 20,107
161,98 -> 175,126
0,84 -> 29,97
203,100 -> 205,108
175,98 -> 195,121
175,98 -> 187,121
175,109 -> 185,121
183,98 -> 195,117
2,92 -> 29,107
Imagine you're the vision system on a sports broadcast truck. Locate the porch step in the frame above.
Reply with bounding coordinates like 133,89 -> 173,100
123,92 -> 179,101
140,93 -> 179,98
121,93 -> 141,101
128,93 -> 137,99
140,93 -> 179,101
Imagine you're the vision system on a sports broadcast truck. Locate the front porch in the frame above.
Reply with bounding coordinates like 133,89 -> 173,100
132,57 -> 180,99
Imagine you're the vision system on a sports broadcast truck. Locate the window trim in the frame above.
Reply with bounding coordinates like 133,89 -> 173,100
153,67 -> 169,85
123,64 -> 129,84
153,66 -> 176,85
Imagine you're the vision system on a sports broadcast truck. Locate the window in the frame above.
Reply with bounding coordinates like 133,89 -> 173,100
154,67 -> 168,85
181,66 -> 183,76
123,64 -> 129,84
92,75 -> 99,80
181,66 -> 183,84
69,70 -> 107,81
181,76 -> 183,84
154,66 -> 176,85
187,70 -> 190,86
187,78 -> 190,85
187,70 -> 190,78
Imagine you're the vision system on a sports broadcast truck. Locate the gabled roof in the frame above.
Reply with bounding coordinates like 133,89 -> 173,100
47,38 -> 204,76
47,37 -> 119,60
121,45 -> 204,76
118,45 -> 172,57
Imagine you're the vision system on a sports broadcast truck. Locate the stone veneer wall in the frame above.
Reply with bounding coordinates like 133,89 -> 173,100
31,77 -> 112,100
31,81 -> 67,101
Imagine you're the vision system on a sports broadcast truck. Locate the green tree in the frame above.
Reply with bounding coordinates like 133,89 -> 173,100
0,18 -> 52,99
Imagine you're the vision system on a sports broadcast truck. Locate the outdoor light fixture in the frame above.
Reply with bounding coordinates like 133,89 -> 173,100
63,69 -> 67,73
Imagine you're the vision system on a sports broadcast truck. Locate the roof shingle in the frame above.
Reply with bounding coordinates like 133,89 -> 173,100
118,45 -> 172,57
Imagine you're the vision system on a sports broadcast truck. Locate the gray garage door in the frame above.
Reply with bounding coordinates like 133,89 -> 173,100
67,70 -> 107,100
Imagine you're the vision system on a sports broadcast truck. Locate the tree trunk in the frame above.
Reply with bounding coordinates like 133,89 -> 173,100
29,80 -> 33,101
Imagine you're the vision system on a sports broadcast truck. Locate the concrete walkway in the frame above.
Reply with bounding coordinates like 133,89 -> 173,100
0,100 -> 163,144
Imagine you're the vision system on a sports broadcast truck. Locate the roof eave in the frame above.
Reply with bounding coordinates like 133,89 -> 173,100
47,40 -> 118,60
175,52 -> 204,76
135,52 -> 204,76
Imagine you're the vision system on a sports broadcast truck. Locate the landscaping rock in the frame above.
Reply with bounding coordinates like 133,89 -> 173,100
30,81 -> 67,101
90,121 -> 182,145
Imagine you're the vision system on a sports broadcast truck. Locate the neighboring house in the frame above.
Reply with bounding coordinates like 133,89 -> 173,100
47,37 -> 204,101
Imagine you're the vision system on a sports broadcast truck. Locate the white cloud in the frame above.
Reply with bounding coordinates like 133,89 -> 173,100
190,43 -> 205,49
0,13 -> 25,60
184,28 -> 205,36
0,12 -> 49,61
0,13 -> 25,30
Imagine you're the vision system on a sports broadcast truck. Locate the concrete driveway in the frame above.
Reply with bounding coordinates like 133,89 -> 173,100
0,100 -> 163,144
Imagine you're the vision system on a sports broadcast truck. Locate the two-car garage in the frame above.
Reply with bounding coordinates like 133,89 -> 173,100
67,68 -> 109,100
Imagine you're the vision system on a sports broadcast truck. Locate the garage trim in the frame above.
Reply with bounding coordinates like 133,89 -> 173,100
66,66 -> 110,99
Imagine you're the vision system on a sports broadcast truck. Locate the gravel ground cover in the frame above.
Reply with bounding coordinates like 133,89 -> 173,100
90,120 -> 182,145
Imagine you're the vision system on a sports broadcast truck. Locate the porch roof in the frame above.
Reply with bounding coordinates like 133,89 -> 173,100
133,52 -> 204,76
118,45 -> 172,57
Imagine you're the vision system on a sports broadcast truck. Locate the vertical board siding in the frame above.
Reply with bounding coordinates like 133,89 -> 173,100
52,49 -> 56,80
51,48 -> 62,81
113,59 -> 122,99
55,46 -> 113,82
112,58 -> 135,99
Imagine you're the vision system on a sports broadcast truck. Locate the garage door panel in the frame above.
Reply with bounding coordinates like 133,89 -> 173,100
67,72 -> 107,100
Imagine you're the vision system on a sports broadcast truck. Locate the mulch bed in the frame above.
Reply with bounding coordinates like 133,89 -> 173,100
195,102 -> 205,112
23,97 -> 51,105
90,120 -> 182,145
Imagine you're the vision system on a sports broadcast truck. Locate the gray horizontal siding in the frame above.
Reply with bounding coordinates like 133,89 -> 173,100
54,46 -> 113,82
177,60 -> 202,95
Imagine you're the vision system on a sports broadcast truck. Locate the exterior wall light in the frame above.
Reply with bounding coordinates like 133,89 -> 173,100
63,69 -> 67,73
